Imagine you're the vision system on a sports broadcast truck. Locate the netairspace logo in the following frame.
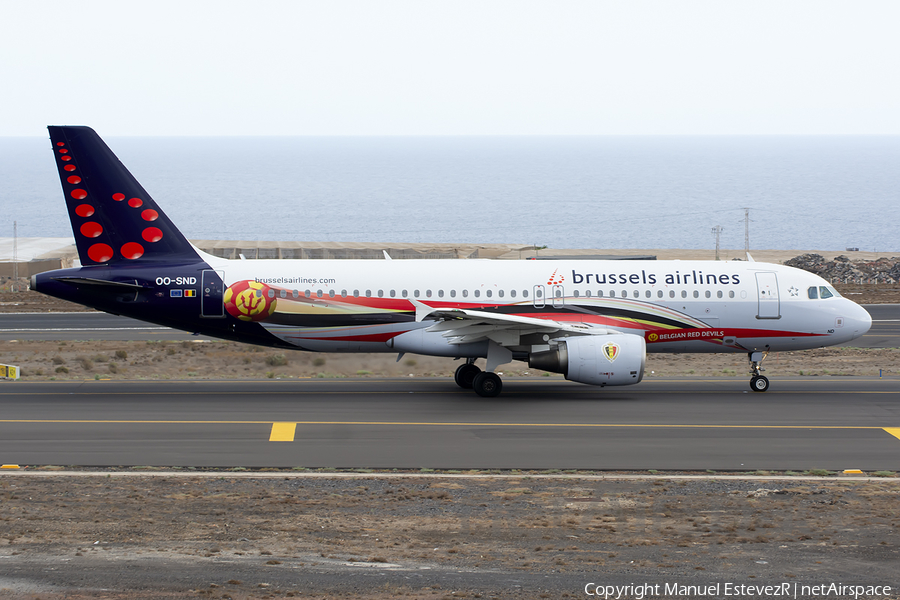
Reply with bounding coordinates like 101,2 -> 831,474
583,582 -> 894,599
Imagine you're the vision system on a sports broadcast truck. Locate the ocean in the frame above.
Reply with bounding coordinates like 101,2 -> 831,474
2,135 -> 898,252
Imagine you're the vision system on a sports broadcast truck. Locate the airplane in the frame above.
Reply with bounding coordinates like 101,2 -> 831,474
32,126 -> 872,397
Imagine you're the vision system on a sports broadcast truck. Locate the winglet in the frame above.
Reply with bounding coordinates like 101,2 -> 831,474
383,250 -> 392,260
746,252 -> 755,262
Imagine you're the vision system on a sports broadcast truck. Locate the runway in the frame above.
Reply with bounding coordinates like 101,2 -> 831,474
1,304 -> 897,346
1,378 -> 898,471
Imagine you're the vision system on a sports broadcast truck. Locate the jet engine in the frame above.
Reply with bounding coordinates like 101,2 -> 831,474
528,334 -> 645,386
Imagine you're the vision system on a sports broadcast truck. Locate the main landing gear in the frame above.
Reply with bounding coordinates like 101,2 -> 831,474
748,350 -> 770,392
454,360 -> 502,398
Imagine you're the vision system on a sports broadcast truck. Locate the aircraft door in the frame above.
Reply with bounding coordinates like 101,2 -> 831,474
755,272 -> 780,319
533,285 -> 545,308
552,284 -> 564,308
201,269 -> 225,317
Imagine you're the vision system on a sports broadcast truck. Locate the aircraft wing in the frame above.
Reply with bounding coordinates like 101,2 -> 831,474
411,300 -> 609,346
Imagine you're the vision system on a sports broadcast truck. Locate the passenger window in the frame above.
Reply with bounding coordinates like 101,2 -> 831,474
808,286 -> 819,299
609,291 -> 615,298
632,290 -> 639,298
669,291 -> 675,298
681,290 -> 687,298
462,290 -> 468,297
292,290 -> 299,298
414,290 -> 420,298
329,290 -> 336,298
523,290 -> 528,298
426,290 -> 432,298
717,290 -> 722,299
279,289 -> 286,298
390,289 -> 396,297
510,290 -> 516,298
498,290 -> 504,298
351,290 -> 357,298
365,290 -> 371,297
438,290 -> 444,298
585,290 -> 591,298
402,290 -> 408,298
573,290 -> 580,298
474,290 -> 481,298
819,286 -> 833,299
317,290 -> 323,298
705,290 -> 711,298
729,290 -> 734,298
598,290 -> 603,297
486,290 -> 492,298
268,289 -> 276,299
341,290 -> 347,298
657,290 -> 663,298
645,290 -> 651,298
450,290 -> 456,298
377,290 -> 383,298
693,290 -> 699,298
622,290 -> 627,298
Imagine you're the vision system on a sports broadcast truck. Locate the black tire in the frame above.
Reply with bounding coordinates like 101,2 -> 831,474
473,372 -> 503,397
454,363 -> 481,389
750,375 -> 770,393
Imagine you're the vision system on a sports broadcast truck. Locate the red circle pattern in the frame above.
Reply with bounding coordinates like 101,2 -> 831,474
64,164 -> 76,172
141,227 -> 163,243
112,193 -> 125,201
128,198 -> 143,208
141,209 -> 158,221
75,204 -> 94,217
80,222 -> 103,238
87,243 -> 114,263
70,189 -> 88,200
121,242 -> 144,260
67,175 -> 82,184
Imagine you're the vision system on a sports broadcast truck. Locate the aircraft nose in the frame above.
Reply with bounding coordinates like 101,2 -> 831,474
846,302 -> 872,340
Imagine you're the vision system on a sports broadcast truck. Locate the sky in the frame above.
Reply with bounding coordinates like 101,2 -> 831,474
2,1 -> 899,137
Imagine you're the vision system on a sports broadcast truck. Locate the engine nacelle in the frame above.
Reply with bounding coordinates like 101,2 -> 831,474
528,334 -> 645,386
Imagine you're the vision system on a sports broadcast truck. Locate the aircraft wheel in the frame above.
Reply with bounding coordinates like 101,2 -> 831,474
750,375 -> 770,393
454,363 -> 481,389
473,372 -> 503,398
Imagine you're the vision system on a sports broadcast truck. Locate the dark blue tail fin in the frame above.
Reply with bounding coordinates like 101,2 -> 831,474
48,126 -> 199,265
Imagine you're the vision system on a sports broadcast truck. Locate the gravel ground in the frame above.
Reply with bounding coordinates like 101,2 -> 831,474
1,473 -> 899,599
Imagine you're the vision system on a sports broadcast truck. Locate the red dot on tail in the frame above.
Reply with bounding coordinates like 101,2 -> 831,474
87,243 -> 114,263
75,204 -> 94,217
56,142 -> 65,147
70,189 -> 88,200
142,227 -> 163,243
64,165 -> 76,172
60,155 -> 72,162
67,175 -> 82,184
141,209 -> 159,221
80,222 -> 103,238
128,198 -> 143,208
58,149 -> 68,154
121,242 -> 144,260
112,193 -> 125,201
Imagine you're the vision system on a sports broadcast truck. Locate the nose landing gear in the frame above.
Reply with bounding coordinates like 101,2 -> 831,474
748,350 -> 770,392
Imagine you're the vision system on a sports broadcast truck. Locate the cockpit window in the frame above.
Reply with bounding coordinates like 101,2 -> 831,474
808,286 -> 818,299
819,286 -> 834,299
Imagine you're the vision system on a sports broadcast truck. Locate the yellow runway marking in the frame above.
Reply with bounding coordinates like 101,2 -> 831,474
0,418 -> 896,431
269,422 -> 297,442
885,428 -> 900,441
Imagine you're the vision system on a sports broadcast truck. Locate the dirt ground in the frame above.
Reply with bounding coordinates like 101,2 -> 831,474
1,474 -> 898,599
